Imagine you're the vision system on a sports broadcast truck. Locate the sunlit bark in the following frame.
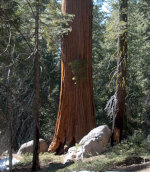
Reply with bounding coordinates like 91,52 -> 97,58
49,0 -> 96,154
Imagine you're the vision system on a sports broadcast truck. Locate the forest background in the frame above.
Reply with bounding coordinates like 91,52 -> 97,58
0,0 -> 150,162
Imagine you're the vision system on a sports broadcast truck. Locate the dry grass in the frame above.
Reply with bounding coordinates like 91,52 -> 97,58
14,135 -> 150,172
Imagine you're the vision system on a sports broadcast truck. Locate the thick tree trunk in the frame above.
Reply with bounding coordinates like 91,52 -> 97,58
49,0 -> 96,154
32,0 -> 40,170
113,0 -> 128,143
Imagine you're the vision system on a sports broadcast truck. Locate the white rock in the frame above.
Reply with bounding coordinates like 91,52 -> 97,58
64,125 -> 111,163
17,138 -> 48,155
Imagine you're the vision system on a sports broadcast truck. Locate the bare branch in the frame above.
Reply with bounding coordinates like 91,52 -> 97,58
105,93 -> 117,131
0,24 -> 11,56
0,8 -> 33,52
26,0 -> 36,18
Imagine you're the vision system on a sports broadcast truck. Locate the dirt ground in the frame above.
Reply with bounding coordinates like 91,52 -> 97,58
1,153 -> 150,172
137,167 -> 150,172
115,162 -> 150,172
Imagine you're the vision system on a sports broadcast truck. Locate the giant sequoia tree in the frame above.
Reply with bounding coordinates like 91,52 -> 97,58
113,0 -> 128,143
49,0 -> 96,154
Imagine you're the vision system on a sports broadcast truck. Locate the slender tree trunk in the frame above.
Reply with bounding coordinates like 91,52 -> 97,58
8,96 -> 12,172
49,0 -> 96,154
113,0 -> 128,143
8,74 -> 13,172
32,0 -> 40,170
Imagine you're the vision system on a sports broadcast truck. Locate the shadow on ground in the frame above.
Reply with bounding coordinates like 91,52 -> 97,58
40,162 -> 73,172
13,162 -> 73,172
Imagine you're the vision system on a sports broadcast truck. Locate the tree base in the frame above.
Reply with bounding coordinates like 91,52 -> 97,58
49,137 -> 76,155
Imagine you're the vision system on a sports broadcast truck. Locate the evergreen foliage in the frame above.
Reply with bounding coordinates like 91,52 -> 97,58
0,0 -> 71,151
0,0 -> 150,157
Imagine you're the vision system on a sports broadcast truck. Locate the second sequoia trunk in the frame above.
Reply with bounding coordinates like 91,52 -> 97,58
113,0 -> 128,143
49,0 -> 96,154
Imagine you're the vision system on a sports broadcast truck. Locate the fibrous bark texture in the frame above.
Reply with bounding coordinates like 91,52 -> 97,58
114,0 -> 128,143
49,0 -> 96,154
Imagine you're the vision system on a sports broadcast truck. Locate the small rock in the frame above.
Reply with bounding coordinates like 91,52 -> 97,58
2,151 -> 9,157
17,139 -> 48,155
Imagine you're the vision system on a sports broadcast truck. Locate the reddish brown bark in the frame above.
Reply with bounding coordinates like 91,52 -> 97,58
49,0 -> 96,154
113,0 -> 128,143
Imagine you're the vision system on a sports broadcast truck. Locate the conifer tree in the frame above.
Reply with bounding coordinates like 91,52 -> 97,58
113,0 -> 128,143
32,0 -> 40,170
49,0 -> 96,154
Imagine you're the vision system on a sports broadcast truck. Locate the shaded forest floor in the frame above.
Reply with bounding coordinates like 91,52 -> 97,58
12,138 -> 150,172
13,153 -> 150,172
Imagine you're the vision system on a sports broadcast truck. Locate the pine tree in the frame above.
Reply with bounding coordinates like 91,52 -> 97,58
113,0 -> 128,143
32,0 -> 40,170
